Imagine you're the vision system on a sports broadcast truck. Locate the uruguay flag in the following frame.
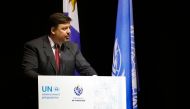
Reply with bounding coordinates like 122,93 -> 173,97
63,0 -> 80,48
63,0 -> 80,75
112,0 -> 138,109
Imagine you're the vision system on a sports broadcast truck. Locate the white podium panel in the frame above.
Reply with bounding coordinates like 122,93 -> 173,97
38,76 -> 126,109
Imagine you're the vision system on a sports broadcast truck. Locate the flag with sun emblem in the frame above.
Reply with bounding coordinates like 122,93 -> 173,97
63,0 -> 80,75
112,0 -> 138,109
63,0 -> 80,48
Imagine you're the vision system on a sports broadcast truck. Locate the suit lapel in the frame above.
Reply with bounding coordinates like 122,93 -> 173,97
59,42 -> 71,75
60,49 -> 66,75
43,36 -> 57,74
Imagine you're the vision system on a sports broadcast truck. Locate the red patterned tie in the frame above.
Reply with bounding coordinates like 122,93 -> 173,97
54,44 -> 60,72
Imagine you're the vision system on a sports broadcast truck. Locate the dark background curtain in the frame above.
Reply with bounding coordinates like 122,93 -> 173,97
1,0 -> 176,109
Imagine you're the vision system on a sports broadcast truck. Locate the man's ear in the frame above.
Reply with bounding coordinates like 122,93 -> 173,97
51,27 -> 55,35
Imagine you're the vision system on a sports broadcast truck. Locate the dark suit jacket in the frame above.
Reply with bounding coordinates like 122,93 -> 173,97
22,35 -> 97,79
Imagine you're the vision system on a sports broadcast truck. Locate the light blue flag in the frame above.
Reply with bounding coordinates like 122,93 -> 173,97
63,0 -> 80,75
112,0 -> 138,109
63,0 -> 80,47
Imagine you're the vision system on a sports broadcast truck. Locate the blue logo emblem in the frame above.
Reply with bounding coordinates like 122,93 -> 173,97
54,86 -> 60,92
112,38 -> 122,76
74,85 -> 83,96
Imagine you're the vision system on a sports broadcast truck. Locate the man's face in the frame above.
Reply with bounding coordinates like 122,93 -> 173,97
51,23 -> 71,42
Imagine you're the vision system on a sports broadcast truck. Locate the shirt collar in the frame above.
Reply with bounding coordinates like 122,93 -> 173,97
48,36 -> 55,48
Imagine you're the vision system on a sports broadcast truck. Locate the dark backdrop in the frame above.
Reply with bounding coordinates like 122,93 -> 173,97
1,0 -> 176,109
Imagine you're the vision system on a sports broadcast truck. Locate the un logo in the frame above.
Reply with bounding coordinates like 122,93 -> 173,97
112,38 -> 121,76
54,86 -> 60,92
74,85 -> 83,96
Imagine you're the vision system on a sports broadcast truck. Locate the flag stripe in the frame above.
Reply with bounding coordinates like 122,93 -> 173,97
63,0 -> 80,75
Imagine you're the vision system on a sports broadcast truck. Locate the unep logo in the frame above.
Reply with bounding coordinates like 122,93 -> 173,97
112,38 -> 121,76
74,85 -> 83,96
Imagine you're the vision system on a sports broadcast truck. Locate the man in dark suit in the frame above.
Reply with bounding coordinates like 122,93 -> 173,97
21,12 -> 97,109
22,12 -> 97,78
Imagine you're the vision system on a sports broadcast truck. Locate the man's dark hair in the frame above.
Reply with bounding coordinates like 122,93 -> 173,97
48,12 -> 72,34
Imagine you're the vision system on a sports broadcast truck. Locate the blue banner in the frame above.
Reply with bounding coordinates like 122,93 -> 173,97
112,0 -> 138,109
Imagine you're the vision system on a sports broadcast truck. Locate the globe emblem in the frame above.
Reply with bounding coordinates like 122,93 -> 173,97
54,86 -> 60,92
74,85 -> 83,96
112,38 -> 121,76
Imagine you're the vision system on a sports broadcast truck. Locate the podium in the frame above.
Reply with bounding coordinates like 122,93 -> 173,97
38,76 -> 126,109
